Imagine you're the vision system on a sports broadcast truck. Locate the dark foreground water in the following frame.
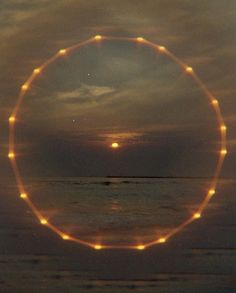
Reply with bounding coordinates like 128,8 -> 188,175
0,178 -> 235,292
27,177 -> 211,246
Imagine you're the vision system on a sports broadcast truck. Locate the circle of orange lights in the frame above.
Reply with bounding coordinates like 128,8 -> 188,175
8,35 -> 227,250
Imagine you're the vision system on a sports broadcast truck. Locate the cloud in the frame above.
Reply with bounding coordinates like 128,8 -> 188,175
54,84 -> 115,104
98,132 -> 143,144
0,0 -> 55,39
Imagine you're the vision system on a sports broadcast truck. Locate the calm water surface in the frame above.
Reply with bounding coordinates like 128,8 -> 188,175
28,177 -> 211,245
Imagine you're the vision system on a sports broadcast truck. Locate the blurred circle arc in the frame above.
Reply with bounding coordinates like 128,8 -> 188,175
8,35 -> 227,250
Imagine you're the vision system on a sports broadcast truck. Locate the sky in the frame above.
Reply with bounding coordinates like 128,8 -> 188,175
0,0 -> 236,179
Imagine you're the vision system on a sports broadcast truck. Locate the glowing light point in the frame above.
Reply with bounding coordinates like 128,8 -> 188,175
136,37 -> 145,42
21,84 -> 29,91
40,219 -> 48,225
193,213 -> 201,219
59,49 -> 67,55
8,152 -> 15,159
212,99 -> 219,105
186,66 -> 193,73
94,244 -> 102,250
136,245 -> 145,250
221,125 -> 227,132
158,46 -> 166,52
111,142 -> 119,149
94,35 -> 102,41
61,234 -> 70,240
20,193 -> 27,199
158,238 -> 166,243
9,116 -> 16,123
33,68 -> 41,74
221,149 -> 227,156
208,189 -> 216,196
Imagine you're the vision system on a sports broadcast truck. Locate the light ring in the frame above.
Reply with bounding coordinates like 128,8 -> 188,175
8,35 -> 227,250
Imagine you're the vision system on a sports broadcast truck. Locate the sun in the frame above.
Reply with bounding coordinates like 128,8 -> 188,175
111,142 -> 119,149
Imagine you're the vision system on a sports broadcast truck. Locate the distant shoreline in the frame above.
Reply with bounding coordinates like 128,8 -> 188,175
2,176 -> 234,183
106,175 -> 213,179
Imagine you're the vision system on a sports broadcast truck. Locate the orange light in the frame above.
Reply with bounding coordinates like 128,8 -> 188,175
136,245 -> 145,250
208,189 -> 215,196
40,219 -> 48,225
94,35 -> 102,41
94,244 -> 102,250
9,116 -> 16,123
111,142 -> 119,149
136,37 -> 145,42
193,213 -> 201,219
220,125 -> 227,132
21,84 -> 29,91
8,152 -> 15,159
186,66 -> 193,73
212,99 -> 219,105
33,68 -> 41,74
158,238 -> 166,243
61,234 -> 70,240
59,49 -> 67,55
158,46 -> 166,52
221,149 -> 227,155
20,193 -> 27,199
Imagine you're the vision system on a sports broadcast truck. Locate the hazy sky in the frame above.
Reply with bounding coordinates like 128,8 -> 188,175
1,0 -> 236,178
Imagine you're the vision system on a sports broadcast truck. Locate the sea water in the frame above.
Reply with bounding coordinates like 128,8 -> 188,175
27,177 -> 211,245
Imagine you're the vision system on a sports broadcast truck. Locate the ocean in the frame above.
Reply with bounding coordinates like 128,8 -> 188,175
28,177 -> 212,246
0,177 -> 235,292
